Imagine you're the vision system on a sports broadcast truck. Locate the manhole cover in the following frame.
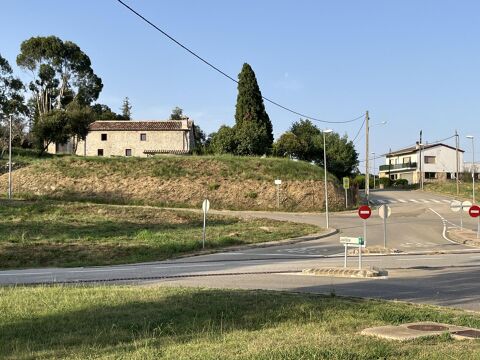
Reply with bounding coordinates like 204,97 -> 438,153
407,324 -> 448,332
452,330 -> 480,338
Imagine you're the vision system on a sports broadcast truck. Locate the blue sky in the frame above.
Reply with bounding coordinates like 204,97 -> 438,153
1,0 -> 479,169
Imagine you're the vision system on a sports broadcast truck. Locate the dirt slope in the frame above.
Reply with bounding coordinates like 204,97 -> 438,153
0,156 -> 346,211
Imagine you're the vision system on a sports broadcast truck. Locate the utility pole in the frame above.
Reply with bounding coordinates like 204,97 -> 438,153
365,111 -> 370,203
419,130 -> 423,190
8,114 -> 12,199
455,130 -> 459,196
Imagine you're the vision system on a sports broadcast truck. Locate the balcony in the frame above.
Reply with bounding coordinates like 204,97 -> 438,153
379,162 -> 417,172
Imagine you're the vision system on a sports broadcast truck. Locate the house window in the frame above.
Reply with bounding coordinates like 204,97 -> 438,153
140,133 -> 147,141
425,172 -> 437,179
97,149 -> 104,156
403,157 -> 411,164
101,133 -> 107,141
424,156 -> 436,164
125,149 -> 132,157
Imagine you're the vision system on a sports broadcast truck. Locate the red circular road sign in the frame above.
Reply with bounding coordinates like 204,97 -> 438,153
358,205 -> 372,220
469,205 -> 480,218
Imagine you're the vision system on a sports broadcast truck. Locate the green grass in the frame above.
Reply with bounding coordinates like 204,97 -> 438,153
0,200 -> 319,269
424,181 -> 479,203
0,286 -> 479,359
24,153 -> 336,182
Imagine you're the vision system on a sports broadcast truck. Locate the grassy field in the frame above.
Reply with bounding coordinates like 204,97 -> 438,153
0,286 -> 479,359
424,181 -> 479,203
0,200 -> 319,269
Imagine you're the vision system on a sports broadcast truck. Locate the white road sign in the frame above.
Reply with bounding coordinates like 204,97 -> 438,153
462,201 -> 473,212
378,205 -> 392,219
202,199 -> 210,213
450,200 -> 462,212
274,179 -> 282,185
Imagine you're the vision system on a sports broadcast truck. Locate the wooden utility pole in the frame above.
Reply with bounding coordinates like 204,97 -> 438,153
365,111 -> 370,203
455,130 -> 460,195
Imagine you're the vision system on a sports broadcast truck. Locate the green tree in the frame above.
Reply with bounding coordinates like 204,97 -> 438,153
121,97 -> 132,120
16,36 -> 103,115
209,125 -> 237,154
290,119 -> 322,162
287,118 -> 358,179
91,104 -> 127,120
323,132 -> 358,179
0,53 -> 28,156
273,132 -> 304,158
170,106 -> 184,120
64,101 -> 94,153
234,63 -> 273,155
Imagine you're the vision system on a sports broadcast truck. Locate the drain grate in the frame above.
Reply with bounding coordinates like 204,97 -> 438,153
452,329 -> 480,338
407,324 -> 448,332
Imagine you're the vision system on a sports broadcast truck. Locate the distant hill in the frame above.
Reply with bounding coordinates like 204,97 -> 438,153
0,154 -> 346,211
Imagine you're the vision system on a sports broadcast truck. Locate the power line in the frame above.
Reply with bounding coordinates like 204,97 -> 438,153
351,117 -> 365,143
115,0 -> 364,125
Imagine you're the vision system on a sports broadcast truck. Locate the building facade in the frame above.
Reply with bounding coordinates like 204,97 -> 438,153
47,119 -> 195,157
378,143 -> 464,184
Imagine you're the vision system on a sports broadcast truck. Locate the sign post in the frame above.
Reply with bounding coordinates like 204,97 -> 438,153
343,177 -> 350,208
378,205 -> 392,248
274,179 -> 282,208
202,199 -> 210,249
340,237 -> 365,269
357,205 -> 371,269
469,205 -> 480,239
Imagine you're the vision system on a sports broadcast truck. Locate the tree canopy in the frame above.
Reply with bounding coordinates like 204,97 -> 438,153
16,36 -> 103,116
121,97 -> 132,120
234,63 -> 273,155
274,119 -> 358,179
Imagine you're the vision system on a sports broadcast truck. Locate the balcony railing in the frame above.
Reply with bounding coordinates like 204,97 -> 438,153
379,162 -> 417,172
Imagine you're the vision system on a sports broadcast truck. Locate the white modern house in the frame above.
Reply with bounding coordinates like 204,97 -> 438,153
378,143 -> 464,184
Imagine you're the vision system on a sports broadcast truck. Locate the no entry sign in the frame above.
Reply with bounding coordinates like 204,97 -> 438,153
358,205 -> 372,220
469,205 -> 480,218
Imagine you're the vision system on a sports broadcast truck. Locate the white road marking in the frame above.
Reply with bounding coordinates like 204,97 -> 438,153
431,199 -> 442,204
0,272 -> 52,277
394,257 -> 440,261
442,199 -> 451,203
388,200 -> 398,203
410,199 -> 420,203
377,200 -> 387,204
398,199 -> 408,203
419,199 -> 430,203
428,208 -> 459,244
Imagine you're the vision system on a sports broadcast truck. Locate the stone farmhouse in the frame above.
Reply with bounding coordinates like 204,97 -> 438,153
47,119 -> 195,157
378,143 -> 464,184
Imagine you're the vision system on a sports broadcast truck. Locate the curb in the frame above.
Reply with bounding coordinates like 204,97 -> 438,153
302,266 -> 387,278
172,228 -> 339,260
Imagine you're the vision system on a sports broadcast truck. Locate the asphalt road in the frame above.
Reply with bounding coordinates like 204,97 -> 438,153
2,189 -> 479,311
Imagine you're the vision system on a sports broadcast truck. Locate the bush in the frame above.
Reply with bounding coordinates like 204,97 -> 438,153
379,177 -> 392,187
352,174 -> 374,190
394,179 -> 408,187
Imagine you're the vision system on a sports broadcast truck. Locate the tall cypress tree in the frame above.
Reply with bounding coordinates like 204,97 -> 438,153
234,63 -> 273,154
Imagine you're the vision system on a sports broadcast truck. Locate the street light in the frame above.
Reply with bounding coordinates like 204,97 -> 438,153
466,135 -> 475,203
323,129 -> 333,228
365,116 -> 387,203
371,152 -> 376,190
0,114 -> 12,199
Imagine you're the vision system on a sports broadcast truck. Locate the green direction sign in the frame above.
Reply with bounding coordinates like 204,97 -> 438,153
343,177 -> 350,190
340,236 -> 364,245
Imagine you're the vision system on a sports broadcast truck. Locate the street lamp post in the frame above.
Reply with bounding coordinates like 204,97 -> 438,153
8,115 -> 12,199
467,135 -> 475,203
372,152 -> 376,190
323,129 -> 333,228
365,116 -> 386,202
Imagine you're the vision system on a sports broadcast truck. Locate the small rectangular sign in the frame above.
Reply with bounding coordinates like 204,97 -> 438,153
340,236 -> 364,245
343,177 -> 350,190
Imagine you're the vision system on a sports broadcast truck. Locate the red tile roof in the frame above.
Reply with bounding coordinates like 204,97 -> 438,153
89,121 -> 191,131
